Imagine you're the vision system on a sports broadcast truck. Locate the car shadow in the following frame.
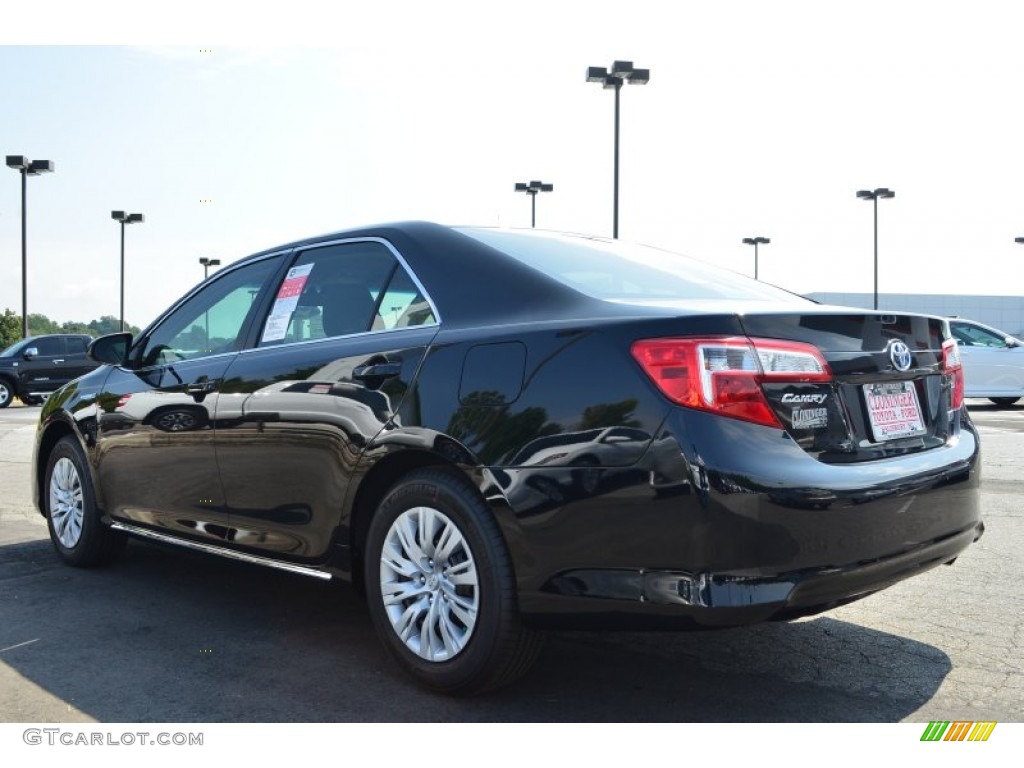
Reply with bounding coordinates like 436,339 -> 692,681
965,399 -> 1021,411
0,537 -> 950,722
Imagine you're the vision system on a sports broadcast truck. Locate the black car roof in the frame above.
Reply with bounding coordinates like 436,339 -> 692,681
233,221 -> 612,327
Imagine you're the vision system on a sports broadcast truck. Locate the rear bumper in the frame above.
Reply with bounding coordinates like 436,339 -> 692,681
520,520 -> 982,629
508,408 -> 982,629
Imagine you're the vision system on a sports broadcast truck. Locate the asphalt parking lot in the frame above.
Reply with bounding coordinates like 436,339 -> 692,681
0,400 -> 1021,723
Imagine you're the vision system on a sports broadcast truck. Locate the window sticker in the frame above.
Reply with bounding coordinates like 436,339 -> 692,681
261,263 -> 314,342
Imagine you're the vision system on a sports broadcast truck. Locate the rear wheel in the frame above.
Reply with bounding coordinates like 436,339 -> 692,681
365,469 -> 543,694
44,436 -> 125,567
989,397 -> 1020,407
0,379 -> 13,408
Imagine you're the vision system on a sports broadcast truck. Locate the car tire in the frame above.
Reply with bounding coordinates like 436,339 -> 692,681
44,436 -> 125,567
365,468 -> 543,694
989,397 -> 1020,407
0,379 -> 13,409
21,395 -> 43,406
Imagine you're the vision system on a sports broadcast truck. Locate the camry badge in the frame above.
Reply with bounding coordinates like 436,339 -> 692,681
889,341 -> 912,372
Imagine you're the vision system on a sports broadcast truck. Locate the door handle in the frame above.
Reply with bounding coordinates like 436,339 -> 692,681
53,359 -> 64,364
352,361 -> 402,381
186,376 -> 219,402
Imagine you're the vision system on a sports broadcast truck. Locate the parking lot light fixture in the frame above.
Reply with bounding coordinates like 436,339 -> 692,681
514,181 -> 554,228
856,188 -> 895,310
112,210 -> 145,332
1014,237 -> 1024,245
6,155 -> 55,339
199,257 -> 221,279
586,60 -> 650,239
742,236 -> 770,280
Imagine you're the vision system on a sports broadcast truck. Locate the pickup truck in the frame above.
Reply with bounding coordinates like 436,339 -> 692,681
0,334 -> 99,407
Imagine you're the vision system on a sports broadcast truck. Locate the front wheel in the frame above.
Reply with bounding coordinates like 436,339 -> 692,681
44,436 -> 125,567
365,469 -> 543,694
0,379 -> 13,408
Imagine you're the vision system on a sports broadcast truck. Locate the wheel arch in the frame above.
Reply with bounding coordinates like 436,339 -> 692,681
347,446 -> 522,594
35,418 -> 96,516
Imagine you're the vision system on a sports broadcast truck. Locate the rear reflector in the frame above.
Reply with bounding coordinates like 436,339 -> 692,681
631,337 -> 831,428
942,338 -> 964,410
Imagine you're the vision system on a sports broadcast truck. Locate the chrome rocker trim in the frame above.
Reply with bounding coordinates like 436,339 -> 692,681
109,522 -> 333,581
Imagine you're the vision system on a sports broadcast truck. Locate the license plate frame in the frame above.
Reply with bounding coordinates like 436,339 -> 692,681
863,380 -> 927,442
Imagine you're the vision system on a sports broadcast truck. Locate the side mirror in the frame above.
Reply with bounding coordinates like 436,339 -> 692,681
23,347 -> 39,360
88,333 -> 133,366
1005,336 -> 1022,349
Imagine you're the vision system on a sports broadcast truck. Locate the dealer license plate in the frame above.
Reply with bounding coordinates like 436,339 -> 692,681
863,381 -> 926,441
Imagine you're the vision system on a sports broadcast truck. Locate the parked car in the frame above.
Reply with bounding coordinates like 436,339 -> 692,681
33,223 -> 983,693
0,334 -> 97,408
949,318 -> 1024,407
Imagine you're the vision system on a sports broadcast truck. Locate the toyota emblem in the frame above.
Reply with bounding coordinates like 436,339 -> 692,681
889,341 -> 913,372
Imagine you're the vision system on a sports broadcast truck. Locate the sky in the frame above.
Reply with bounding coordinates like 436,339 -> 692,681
3,1 -> 1024,329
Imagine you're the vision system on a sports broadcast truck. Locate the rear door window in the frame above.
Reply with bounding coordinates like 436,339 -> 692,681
258,240 -> 436,346
67,337 -> 88,355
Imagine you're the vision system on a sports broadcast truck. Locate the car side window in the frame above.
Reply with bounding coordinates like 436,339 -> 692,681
258,241 -> 434,346
953,323 -> 1008,348
133,256 -> 281,367
31,337 -> 62,356
377,264 -> 437,330
67,337 -> 88,355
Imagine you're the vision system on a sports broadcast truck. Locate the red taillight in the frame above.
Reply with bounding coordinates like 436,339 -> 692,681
630,337 -> 832,428
942,338 -> 964,410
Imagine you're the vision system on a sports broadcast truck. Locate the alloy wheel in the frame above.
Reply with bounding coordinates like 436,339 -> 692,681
49,457 -> 84,548
379,505 -> 479,662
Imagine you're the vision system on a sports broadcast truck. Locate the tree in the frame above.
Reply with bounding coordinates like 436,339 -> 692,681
447,391 -> 561,465
89,315 -> 142,336
60,320 -> 95,335
0,309 -> 21,350
577,399 -> 642,430
28,313 -> 60,335
0,308 -> 141,347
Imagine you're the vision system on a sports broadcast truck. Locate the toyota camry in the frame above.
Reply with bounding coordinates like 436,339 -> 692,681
33,222 -> 983,693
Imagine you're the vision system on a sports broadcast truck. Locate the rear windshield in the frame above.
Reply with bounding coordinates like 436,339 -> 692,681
458,228 -> 811,304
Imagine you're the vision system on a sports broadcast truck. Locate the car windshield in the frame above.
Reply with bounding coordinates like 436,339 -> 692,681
458,228 -> 812,304
0,339 -> 31,357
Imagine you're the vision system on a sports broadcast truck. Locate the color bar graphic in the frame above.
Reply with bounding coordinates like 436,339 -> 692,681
920,721 -> 996,742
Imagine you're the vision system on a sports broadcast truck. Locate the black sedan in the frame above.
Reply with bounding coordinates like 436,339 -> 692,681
32,222 -> 983,693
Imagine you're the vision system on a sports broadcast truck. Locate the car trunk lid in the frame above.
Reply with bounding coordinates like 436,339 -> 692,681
738,310 -> 958,462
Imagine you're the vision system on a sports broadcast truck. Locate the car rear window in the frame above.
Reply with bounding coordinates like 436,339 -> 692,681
458,228 -> 811,304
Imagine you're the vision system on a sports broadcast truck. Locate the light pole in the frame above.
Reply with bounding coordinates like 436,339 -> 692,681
514,180 -> 553,227
586,60 -> 649,239
199,256 -> 221,279
856,188 -> 895,310
111,210 -> 145,332
6,155 -> 54,339
742,236 -> 770,280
